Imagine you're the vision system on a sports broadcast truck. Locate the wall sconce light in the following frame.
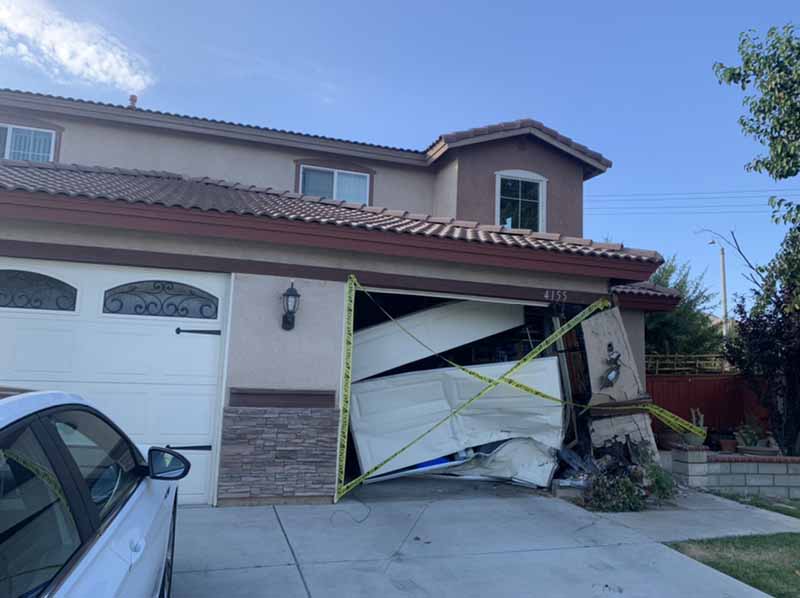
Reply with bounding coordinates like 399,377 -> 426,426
281,282 -> 301,330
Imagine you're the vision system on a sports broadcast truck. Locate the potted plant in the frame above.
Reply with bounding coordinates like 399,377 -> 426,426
734,416 -> 781,456
718,433 -> 738,453
682,408 -> 707,446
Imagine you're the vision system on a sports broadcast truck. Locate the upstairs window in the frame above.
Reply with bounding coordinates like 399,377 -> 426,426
300,165 -> 369,204
495,170 -> 547,232
1,124 -> 55,162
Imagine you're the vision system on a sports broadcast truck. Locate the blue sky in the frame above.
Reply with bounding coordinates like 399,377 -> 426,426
1,0 -> 797,313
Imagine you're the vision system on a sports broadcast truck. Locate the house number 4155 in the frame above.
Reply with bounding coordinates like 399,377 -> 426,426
543,289 -> 568,303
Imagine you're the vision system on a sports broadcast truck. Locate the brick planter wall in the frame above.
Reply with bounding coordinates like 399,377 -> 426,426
670,446 -> 800,499
217,406 -> 339,505
707,454 -> 800,499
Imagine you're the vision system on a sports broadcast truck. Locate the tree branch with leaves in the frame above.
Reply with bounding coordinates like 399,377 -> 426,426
714,24 -> 800,224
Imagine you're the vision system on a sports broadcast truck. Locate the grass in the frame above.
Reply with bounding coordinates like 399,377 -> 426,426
671,533 -> 800,598
714,493 -> 800,520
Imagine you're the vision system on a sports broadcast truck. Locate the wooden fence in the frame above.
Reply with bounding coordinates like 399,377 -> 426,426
646,374 -> 766,432
645,353 -> 729,376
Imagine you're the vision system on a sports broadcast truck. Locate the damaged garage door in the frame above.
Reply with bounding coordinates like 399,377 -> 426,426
347,292 -> 565,488
350,357 -> 563,486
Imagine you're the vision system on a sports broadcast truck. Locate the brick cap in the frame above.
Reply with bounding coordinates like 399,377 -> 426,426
709,454 -> 800,463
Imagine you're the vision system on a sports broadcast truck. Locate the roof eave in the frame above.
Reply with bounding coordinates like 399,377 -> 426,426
426,127 -> 612,178
0,91 -> 429,167
0,190 -> 660,282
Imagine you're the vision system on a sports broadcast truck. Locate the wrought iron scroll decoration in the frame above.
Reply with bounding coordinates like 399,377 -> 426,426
0,270 -> 77,311
103,280 -> 218,319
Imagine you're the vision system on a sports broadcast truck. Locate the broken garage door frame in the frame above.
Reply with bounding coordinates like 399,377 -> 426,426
335,275 -> 612,502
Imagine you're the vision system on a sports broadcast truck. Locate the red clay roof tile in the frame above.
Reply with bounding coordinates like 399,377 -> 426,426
0,160 -> 660,264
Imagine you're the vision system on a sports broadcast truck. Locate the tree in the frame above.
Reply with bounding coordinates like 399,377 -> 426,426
725,225 -> 800,454
713,24 -> 800,224
645,257 -> 723,354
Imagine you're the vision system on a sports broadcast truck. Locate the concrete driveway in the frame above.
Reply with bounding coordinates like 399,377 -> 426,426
173,480 -> 800,598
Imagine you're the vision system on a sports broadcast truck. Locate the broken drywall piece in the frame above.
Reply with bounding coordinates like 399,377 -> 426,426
349,357 -> 563,478
581,307 -> 645,405
352,300 -> 524,382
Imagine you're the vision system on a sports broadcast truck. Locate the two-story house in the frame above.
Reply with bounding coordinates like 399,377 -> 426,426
0,89 -> 678,505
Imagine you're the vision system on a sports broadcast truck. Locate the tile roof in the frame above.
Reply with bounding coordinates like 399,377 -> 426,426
611,282 -> 680,300
0,89 -> 610,169
430,119 -> 612,169
0,160 -> 661,264
0,88 -> 420,154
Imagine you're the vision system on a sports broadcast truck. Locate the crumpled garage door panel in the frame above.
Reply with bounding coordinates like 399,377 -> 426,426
352,300 -> 525,382
350,357 -> 563,479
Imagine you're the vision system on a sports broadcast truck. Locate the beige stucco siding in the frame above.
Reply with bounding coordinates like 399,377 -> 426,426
620,308 -> 646,384
227,273 -> 345,393
0,219 -> 611,296
49,116 -> 435,213
454,137 -> 585,236
0,218 -> 625,397
432,158 -> 459,218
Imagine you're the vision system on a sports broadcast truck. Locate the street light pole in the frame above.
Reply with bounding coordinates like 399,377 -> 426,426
719,246 -> 728,338
709,240 -> 729,338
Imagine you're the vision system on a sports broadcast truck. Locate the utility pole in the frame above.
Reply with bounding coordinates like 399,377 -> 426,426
709,240 -> 729,337
719,246 -> 728,337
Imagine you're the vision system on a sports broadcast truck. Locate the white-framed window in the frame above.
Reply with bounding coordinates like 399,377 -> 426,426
299,165 -> 369,204
0,123 -> 56,162
495,170 -> 547,232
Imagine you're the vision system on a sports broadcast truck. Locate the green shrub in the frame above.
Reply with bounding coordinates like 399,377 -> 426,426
585,473 -> 646,512
647,463 -> 676,502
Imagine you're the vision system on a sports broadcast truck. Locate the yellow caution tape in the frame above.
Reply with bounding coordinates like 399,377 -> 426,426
1,448 -> 67,504
599,403 -> 708,440
334,276 -> 705,502
335,275 -> 356,494
334,278 -> 610,501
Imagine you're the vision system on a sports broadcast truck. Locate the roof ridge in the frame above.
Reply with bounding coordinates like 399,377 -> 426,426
0,88 -> 423,155
0,89 -> 611,169
426,118 -> 612,168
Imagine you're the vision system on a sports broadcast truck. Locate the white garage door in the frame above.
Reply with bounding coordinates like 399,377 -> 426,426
0,257 -> 228,505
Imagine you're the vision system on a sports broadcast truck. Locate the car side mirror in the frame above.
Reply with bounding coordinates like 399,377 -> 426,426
148,447 -> 191,481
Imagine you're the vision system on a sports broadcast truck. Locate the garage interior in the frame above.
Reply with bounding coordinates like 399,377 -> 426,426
339,287 -> 650,495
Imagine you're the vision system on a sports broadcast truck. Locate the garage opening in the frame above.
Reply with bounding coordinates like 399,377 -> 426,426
340,288 -> 598,491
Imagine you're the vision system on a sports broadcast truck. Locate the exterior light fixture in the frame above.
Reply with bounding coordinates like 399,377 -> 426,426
281,282 -> 301,330
600,342 -> 622,389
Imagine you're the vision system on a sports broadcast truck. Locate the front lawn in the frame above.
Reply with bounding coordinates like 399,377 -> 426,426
714,493 -> 800,520
670,533 -> 800,598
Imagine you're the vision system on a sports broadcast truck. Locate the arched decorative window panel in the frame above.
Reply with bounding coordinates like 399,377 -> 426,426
103,280 -> 219,319
0,270 -> 77,311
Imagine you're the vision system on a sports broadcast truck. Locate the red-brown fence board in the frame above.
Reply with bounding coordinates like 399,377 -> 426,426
646,374 -> 767,432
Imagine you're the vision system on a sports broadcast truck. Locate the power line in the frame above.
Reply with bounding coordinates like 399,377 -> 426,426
585,188 -> 800,198
586,195 -> 800,206
588,210 -> 772,216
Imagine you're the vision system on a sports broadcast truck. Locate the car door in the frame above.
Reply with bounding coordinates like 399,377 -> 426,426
41,408 -> 174,598
0,416 -> 87,598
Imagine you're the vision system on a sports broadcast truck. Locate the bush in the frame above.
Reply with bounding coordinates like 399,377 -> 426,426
646,463 -> 676,502
584,473 -> 646,512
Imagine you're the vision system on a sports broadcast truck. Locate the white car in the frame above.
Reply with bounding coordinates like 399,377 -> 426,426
0,391 -> 191,598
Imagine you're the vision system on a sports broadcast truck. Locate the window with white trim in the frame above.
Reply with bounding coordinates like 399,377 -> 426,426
0,124 -> 55,162
495,170 -> 547,232
300,165 -> 369,204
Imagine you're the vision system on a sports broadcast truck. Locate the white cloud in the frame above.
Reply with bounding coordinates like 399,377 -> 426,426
0,0 -> 154,93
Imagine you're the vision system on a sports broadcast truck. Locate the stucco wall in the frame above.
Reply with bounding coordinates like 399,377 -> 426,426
45,115 -> 435,213
432,157 -> 459,218
0,220 -> 612,297
227,273 -> 345,393
620,308 -> 646,384
454,137 -> 585,236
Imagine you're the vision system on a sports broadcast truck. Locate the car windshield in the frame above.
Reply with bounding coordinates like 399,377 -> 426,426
0,425 -> 81,598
